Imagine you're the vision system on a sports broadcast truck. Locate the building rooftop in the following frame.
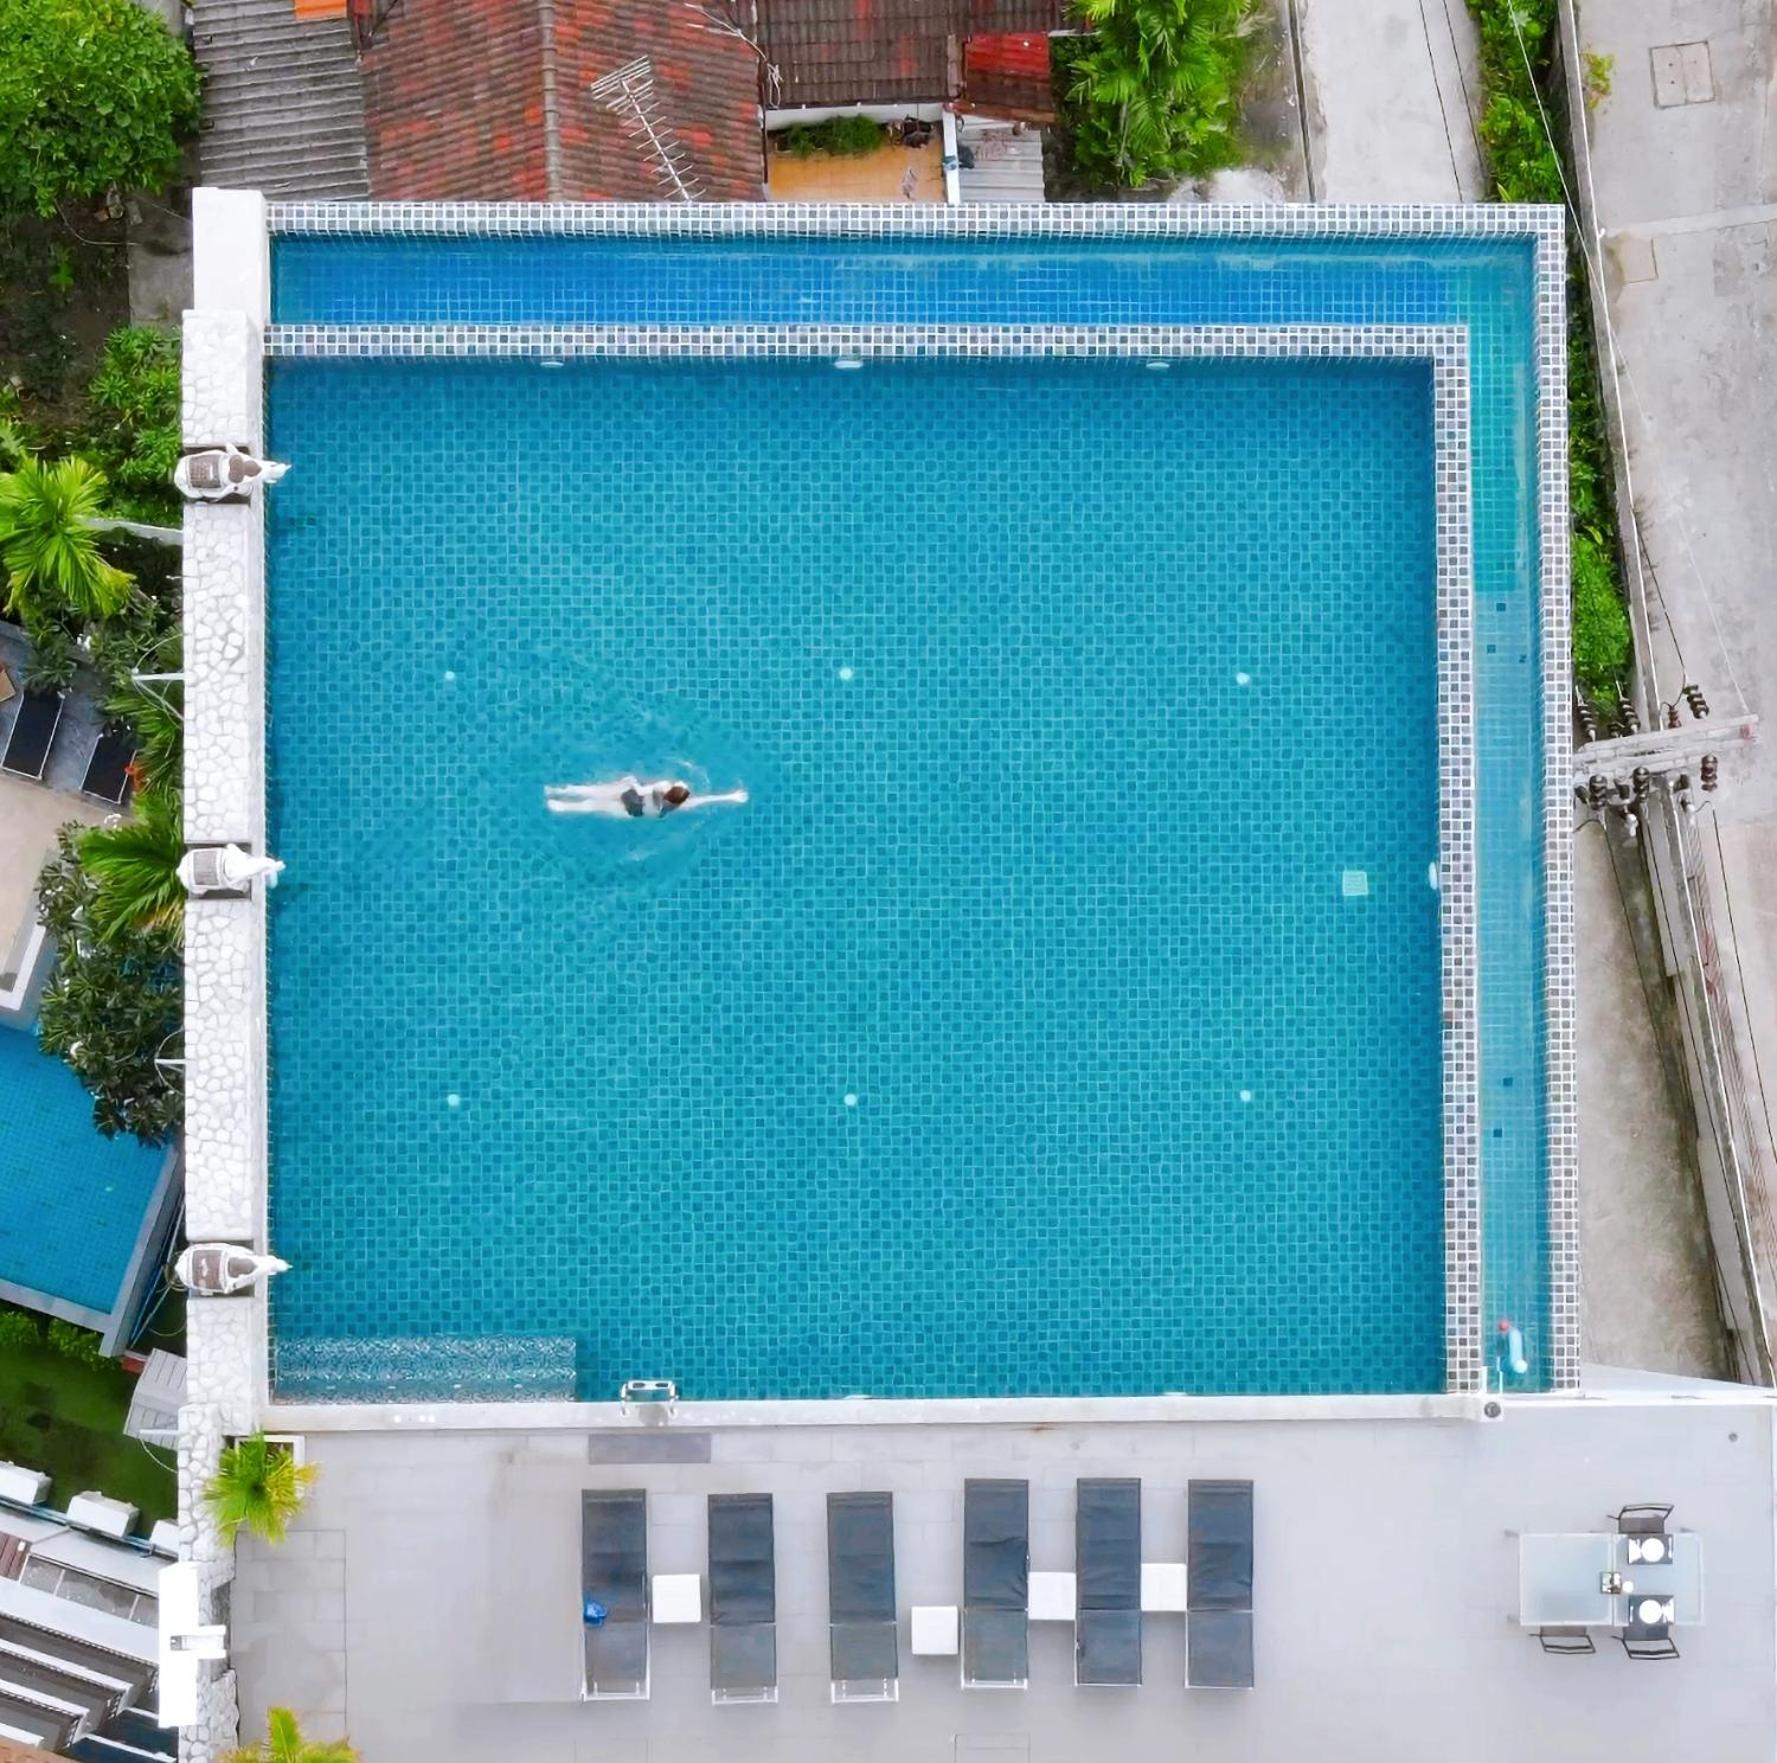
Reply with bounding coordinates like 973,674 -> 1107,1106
757,0 -> 1062,108
359,0 -> 765,200
230,1394 -> 1777,1762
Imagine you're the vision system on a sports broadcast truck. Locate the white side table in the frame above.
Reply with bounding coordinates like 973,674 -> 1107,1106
652,1573 -> 702,1624
911,1604 -> 959,1656
1029,1571 -> 1077,1621
1141,1563 -> 1190,1613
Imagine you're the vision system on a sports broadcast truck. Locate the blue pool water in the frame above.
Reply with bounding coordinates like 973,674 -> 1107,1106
0,1025 -> 170,1316
266,227 -> 1554,1395
267,353 -> 1446,1398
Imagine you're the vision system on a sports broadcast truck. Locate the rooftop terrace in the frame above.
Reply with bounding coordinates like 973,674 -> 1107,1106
230,1394 -> 1777,1762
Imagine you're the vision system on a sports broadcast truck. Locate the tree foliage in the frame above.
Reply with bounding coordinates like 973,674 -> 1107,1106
223,1708 -> 359,1763
82,326 -> 182,523
0,454 -> 133,622
80,786 -> 184,944
34,824 -> 182,1144
0,0 -> 201,217
205,1435 -> 321,1548
1059,0 -> 1260,189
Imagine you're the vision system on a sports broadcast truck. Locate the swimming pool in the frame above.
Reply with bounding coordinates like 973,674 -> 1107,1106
259,209 -> 1565,1401
0,1024 -> 171,1322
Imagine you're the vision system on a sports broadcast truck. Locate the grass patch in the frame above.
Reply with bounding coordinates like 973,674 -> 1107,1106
1467,0 -> 1634,709
0,1318 -> 175,1525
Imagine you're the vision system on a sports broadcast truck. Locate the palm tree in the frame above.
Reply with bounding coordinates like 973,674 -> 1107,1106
204,1433 -> 319,1547
1066,0 -> 1259,186
104,677 -> 182,794
223,1708 -> 359,1763
0,455 -> 133,622
79,788 -> 184,944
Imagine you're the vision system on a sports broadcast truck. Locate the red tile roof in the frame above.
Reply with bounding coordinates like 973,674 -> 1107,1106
360,0 -> 765,200
757,0 -> 1063,109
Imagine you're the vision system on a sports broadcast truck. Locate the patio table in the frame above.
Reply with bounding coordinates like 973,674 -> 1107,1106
1518,1533 -> 1705,1629
1519,1534 -> 1616,1627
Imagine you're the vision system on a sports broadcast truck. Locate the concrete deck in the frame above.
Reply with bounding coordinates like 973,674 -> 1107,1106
233,1399 -> 1777,1761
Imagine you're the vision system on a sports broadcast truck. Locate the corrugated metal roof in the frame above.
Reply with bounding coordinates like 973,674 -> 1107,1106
961,27 -> 1053,116
956,115 -> 1045,200
192,0 -> 371,196
758,0 -> 1063,109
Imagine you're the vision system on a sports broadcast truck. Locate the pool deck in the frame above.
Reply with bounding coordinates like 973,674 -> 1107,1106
230,1392 -> 1777,1762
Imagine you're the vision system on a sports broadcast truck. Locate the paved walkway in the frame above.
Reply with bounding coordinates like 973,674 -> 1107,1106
1571,0 -> 1777,1367
1296,0 -> 1484,199
1294,0 -> 1730,1376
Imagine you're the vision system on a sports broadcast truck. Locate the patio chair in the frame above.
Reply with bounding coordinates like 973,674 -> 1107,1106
81,722 -> 136,806
828,1491 -> 898,1703
1535,1628 -> 1596,1655
1075,1477 -> 1141,1687
709,1493 -> 777,1704
1,689 -> 65,783
1612,1503 -> 1675,1535
581,1489 -> 649,1700
962,1478 -> 1029,1690
1619,1631 -> 1680,1660
1187,1479 -> 1254,1689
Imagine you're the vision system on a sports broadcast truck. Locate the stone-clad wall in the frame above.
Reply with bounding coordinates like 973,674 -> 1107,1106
179,189 -> 270,1763
176,1402 -> 240,1763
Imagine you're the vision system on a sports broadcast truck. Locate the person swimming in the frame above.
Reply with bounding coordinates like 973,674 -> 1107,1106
545,776 -> 749,818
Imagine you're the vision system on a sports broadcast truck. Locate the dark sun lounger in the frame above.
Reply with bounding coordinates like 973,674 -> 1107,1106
963,1478 -> 1029,1689
582,1489 -> 649,1700
81,722 -> 136,805
828,1491 -> 898,1703
1188,1479 -> 1254,1688
709,1493 -> 777,1703
1,689 -> 64,783
1076,1478 -> 1142,1687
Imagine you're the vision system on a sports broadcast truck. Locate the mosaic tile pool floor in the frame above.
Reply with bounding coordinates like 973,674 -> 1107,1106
0,1025 -> 169,1316
266,353 -> 1446,1399
272,229 -> 1557,1393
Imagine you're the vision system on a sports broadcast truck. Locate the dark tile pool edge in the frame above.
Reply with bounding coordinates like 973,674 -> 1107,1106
1532,227 -> 1578,1390
263,199 -> 1561,243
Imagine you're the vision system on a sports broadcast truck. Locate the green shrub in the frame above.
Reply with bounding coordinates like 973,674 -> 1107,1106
1058,0 -> 1260,189
22,617 -> 76,692
0,0 -> 202,217
0,1309 -> 44,1353
82,327 -> 181,525
1572,528 -> 1631,700
1468,0 -> 1634,709
777,115 -> 885,159
47,1319 -> 106,1364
